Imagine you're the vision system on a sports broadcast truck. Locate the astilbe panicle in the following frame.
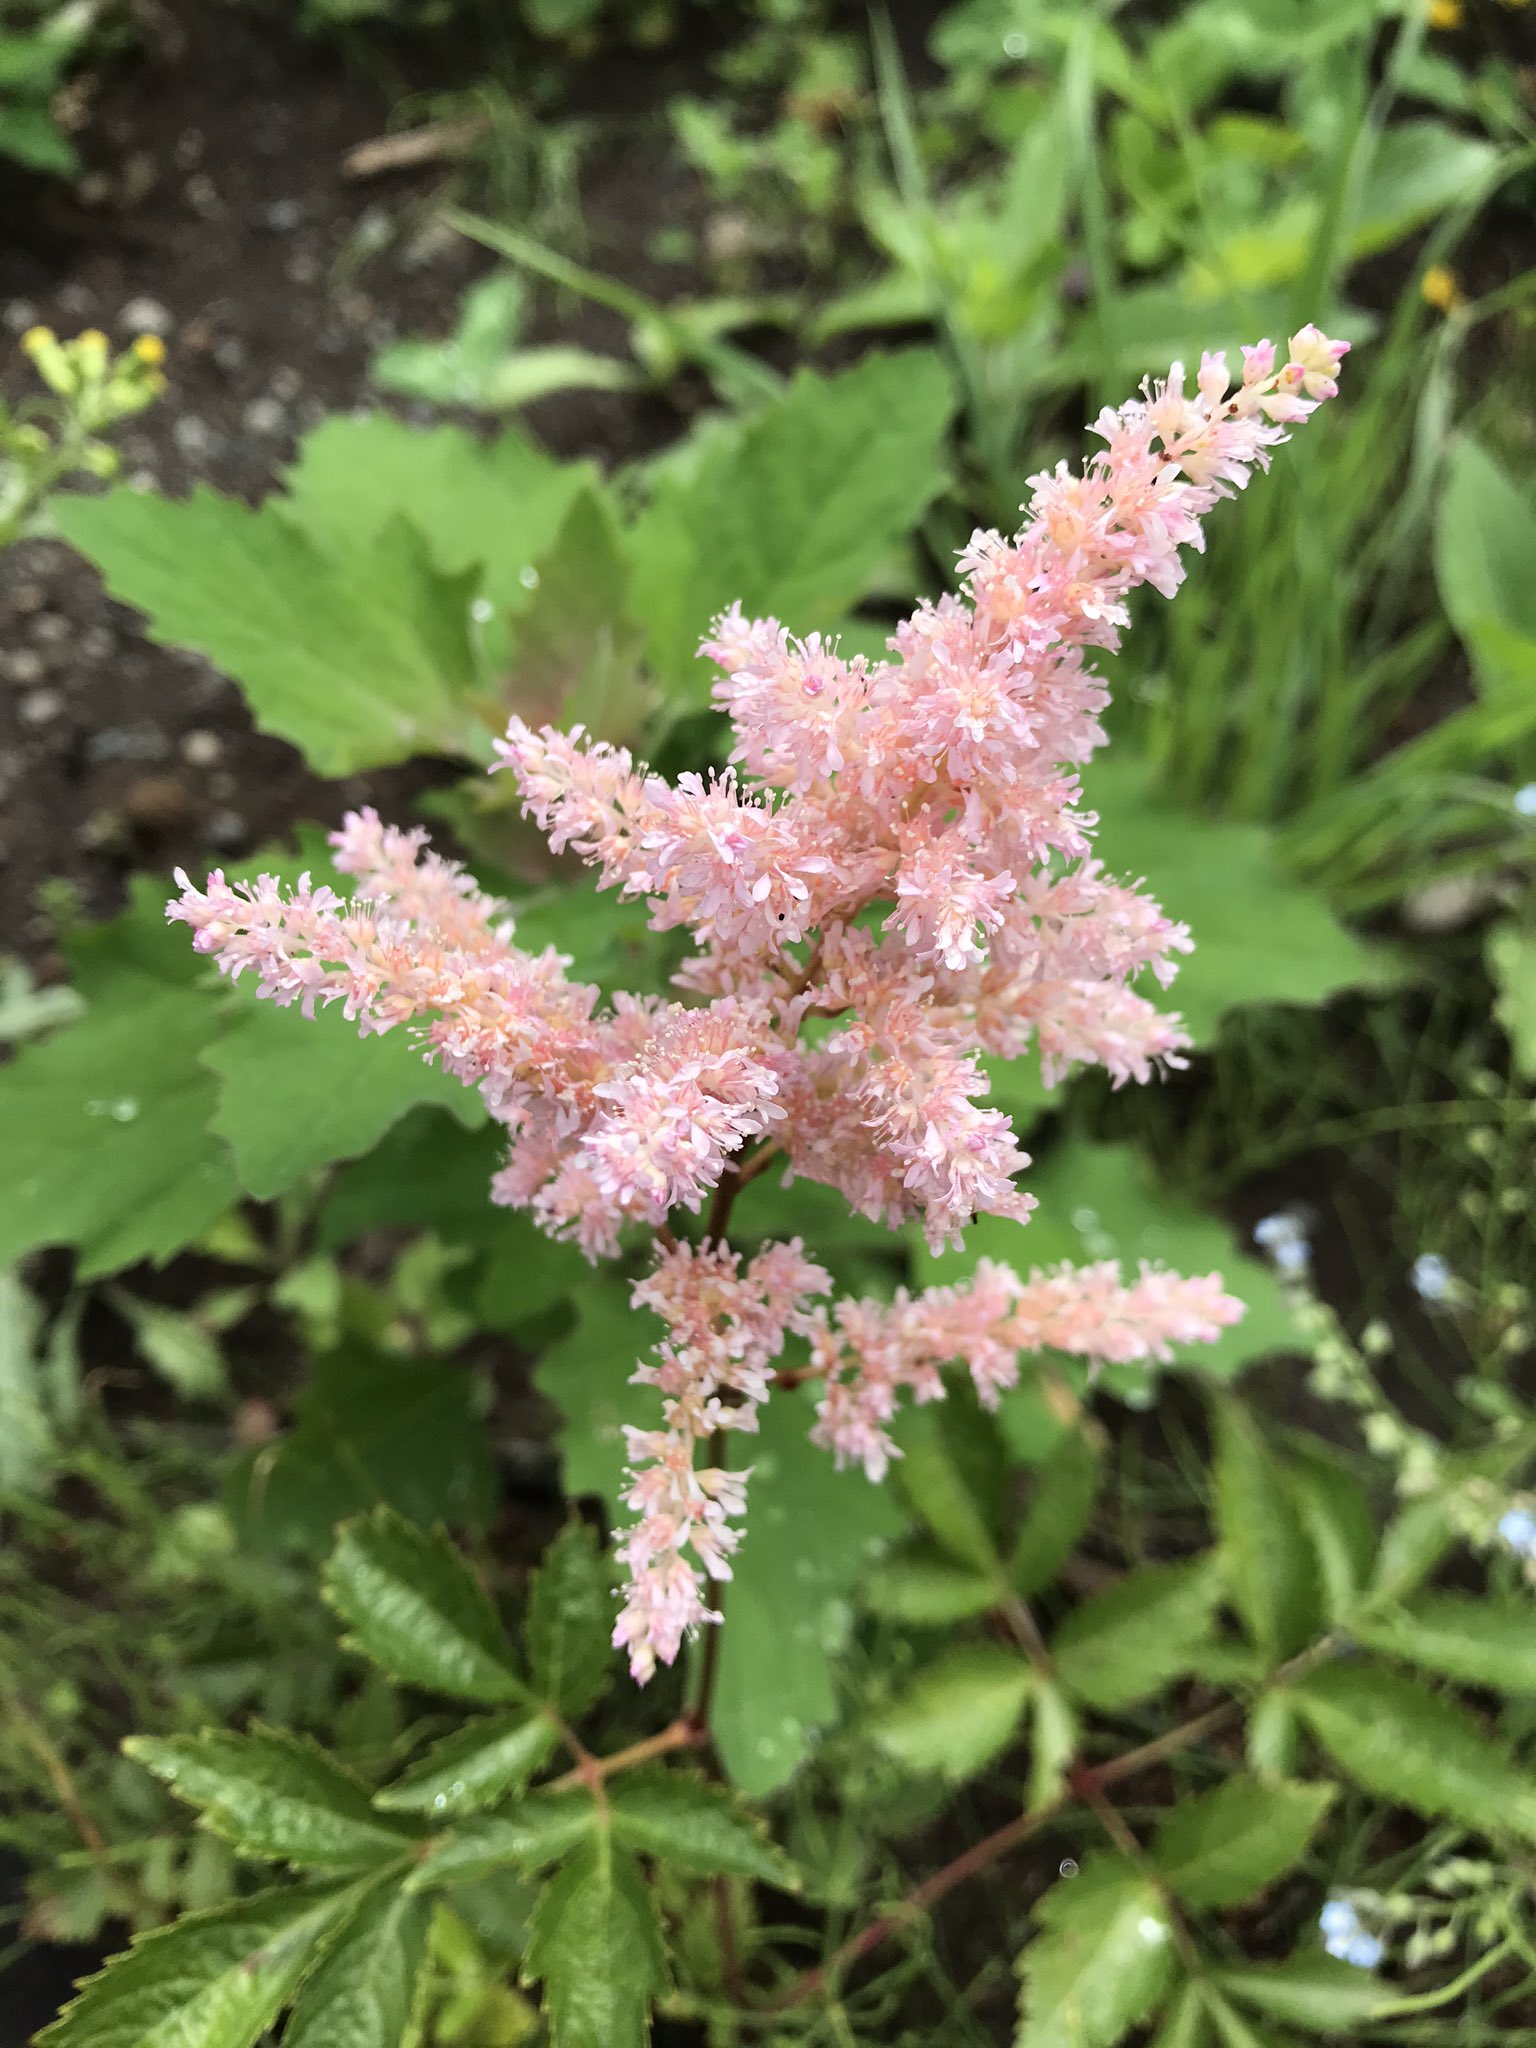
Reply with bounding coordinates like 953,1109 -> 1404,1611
170,328 -> 1346,1680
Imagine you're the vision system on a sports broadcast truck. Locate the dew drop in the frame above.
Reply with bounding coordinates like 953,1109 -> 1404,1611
432,1794 -> 448,1811
1059,1858 -> 1079,1878
449,1781 -> 466,1796
1138,1916 -> 1169,1945
519,565 -> 540,590
86,1097 -> 139,1122
470,597 -> 494,624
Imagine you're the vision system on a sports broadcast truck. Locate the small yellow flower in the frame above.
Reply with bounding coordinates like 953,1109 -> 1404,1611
131,333 -> 167,366
1422,263 -> 1465,313
20,324 -> 55,355
77,328 -> 108,350
1427,0 -> 1463,24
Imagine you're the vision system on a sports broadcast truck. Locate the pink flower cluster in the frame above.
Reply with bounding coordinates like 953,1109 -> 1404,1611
169,329 -> 1344,1682
615,1239 -> 829,1681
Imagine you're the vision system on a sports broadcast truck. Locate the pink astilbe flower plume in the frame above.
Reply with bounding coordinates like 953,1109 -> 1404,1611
168,330 -> 1346,1682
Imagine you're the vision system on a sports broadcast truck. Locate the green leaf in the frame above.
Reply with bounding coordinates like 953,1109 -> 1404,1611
1011,1429 -> 1103,1598
282,1882 -> 430,2048
1436,437 -> 1536,693
1488,920 -> 1536,1082
1352,1593 -> 1536,1696
318,1110 -> 507,1252
710,1392 -> 905,1795
533,1276 -> 654,1508
1086,757 -> 1376,1046
1292,1661 -> 1536,1842
1287,1454 -> 1376,1627
867,1641 -> 1031,1783
404,1792 -> 597,1890
232,1349 -> 496,1555
55,490 -> 484,776
323,1508 -> 524,1704
607,1770 -> 798,1886
1149,1981 -> 1215,2048
1028,1678 -> 1079,1813
629,350 -> 954,696
1150,1776 -> 1335,1907
504,486 -> 649,738
1213,1401 -> 1319,1664
278,413 -> 592,626
1052,1556 -> 1223,1712
125,1728 -> 417,1870
861,1545 -> 999,1624
205,996 -> 484,1202
1350,122 -> 1500,258
917,1143 -> 1296,1386
1015,1853 -> 1176,2048
375,1711 -> 559,1817
36,1880 -> 366,2048
522,1837 -> 667,2048
892,1392 -> 1007,1572
525,1521 -> 615,1718
1212,1953 -> 1395,2033
0,972 -> 238,1278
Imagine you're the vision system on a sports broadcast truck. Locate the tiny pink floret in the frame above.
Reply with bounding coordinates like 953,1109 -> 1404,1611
169,330 -> 1345,1681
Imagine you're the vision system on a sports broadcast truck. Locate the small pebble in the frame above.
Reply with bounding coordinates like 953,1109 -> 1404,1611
243,395 -> 286,436
32,612 -> 69,645
213,334 -> 247,373
80,626 -> 115,662
285,250 -> 322,289
260,198 -> 303,232
19,688 -> 64,726
120,294 -> 172,336
270,364 -> 302,402
4,300 -> 39,333
172,415 -> 214,459
181,728 -> 222,768
3,649 -> 46,687
57,282 -> 94,316
85,723 -> 170,765
10,581 -> 46,613
205,807 -> 248,849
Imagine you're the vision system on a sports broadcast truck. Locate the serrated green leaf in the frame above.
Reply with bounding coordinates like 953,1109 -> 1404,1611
1370,1492 -> 1458,1602
1213,1402 -> 1319,1664
1015,1854 -> 1176,2048
1245,1693 -> 1299,1779
525,1522 -> 614,1718
1012,1429 -> 1102,1598
36,1879 -> 366,2048
1151,1776 -> 1334,1907
607,1770 -> 798,1886
1052,1556 -> 1222,1712
861,1545 -> 999,1623
1149,1981 -> 1214,2048
629,349 -> 953,696
1293,1661 -> 1536,1842
279,414 -> 593,630
0,1271 -> 55,1492
324,1509 -> 523,1704
55,490 -> 484,776
866,1642 -> 1031,1783
375,1711 -> 559,1817
917,1143 -> 1295,1386
283,1882 -> 430,2048
1353,1592 -> 1536,1696
204,996 -> 484,1202
1212,1953 -> 1395,2033
505,485 -> 649,738
125,1728 -> 417,1870
319,1110 -> 508,1252
405,1792 -> 597,1890
522,1836 -> 667,2048
1087,757 -> 1376,1046
231,1349 -> 496,1555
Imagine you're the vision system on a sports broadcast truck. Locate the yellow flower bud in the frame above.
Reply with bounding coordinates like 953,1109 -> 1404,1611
1421,264 -> 1464,313
132,333 -> 167,367
20,324 -> 55,355
1426,0 -> 1462,24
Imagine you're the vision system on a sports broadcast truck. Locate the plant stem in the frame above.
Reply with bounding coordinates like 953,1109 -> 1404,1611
548,1715 -> 706,1792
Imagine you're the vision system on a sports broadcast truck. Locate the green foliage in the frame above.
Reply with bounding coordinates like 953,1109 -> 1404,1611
1353,1591 -> 1536,1695
521,1837 -> 667,2048
865,1642 -> 1031,1783
1051,1555 -> 1223,1711
1291,1662 -> 1536,1843
282,1885 -> 431,2048
125,1728 -> 419,1869
1212,1400 -> 1320,1664
525,1521 -> 615,1720
605,1770 -> 799,1885
374,1712 -> 560,1817
323,1510 -> 525,1704
1150,1776 -> 1335,1908
1015,1854 -> 1175,2048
